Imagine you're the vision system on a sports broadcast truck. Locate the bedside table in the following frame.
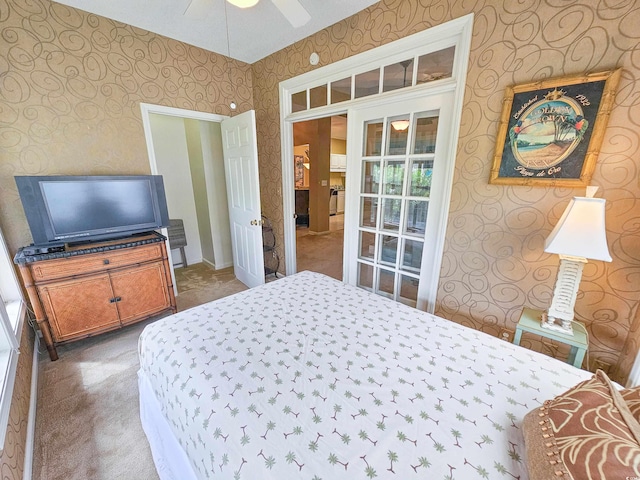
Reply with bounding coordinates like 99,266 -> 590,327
513,307 -> 588,368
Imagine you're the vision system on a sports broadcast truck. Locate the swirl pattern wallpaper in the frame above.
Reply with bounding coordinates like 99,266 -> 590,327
0,0 -> 253,251
251,0 -> 640,386
1,0 -> 640,476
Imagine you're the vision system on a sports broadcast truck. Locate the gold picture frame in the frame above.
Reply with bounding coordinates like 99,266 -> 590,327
489,69 -> 621,187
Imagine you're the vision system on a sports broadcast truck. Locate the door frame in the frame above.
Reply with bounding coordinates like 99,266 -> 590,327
140,103 -> 228,295
278,14 -> 473,312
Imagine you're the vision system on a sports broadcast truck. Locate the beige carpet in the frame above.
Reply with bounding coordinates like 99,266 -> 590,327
32,264 -> 246,480
296,229 -> 344,281
174,264 -> 247,310
296,214 -> 344,281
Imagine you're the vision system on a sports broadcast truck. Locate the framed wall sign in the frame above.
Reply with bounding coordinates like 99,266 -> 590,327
489,69 -> 621,187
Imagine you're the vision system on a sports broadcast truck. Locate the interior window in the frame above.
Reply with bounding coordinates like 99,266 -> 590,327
291,90 -> 307,112
383,59 -> 414,92
309,85 -> 328,109
354,68 -> 380,99
416,46 -> 455,84
330,77 -> 351,104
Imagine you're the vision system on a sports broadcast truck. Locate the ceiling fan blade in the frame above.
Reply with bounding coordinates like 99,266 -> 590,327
270,0 -> 311,28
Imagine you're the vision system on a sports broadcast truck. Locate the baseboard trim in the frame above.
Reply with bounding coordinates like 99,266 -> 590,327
23,336 -> 39,480
214,261 -> 233,270
202,258 -> 216,269
204,257 -> 234,270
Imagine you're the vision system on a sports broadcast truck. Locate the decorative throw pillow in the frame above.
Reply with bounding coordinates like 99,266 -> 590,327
522,370 -> 640,480
621,385 -> 640,422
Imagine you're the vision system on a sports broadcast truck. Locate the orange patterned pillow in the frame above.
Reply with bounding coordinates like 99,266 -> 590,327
621,386 -> 640,422
523,370 -> 640,480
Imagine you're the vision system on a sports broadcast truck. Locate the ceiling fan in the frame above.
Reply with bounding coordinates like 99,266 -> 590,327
185,0 -> 311,28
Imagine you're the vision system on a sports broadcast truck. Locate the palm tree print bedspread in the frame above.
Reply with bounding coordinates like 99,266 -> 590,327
138,271 -> 592,479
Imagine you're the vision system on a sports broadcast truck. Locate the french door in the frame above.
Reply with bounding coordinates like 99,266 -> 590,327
346,91 -> 455,312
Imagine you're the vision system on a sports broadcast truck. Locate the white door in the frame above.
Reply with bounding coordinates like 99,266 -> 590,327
345,92 -> 455,312
221,110 -> 265,288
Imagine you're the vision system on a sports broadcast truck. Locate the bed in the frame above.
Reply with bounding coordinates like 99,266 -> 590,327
138,270 -> 596,479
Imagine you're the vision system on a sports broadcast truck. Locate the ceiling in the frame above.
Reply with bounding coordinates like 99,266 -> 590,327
52,0 -> 379,64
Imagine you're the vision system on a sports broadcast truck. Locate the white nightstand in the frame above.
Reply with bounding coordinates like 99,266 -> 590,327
513,307 -> 588,369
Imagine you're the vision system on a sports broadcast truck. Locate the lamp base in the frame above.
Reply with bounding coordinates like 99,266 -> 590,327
540,311 -> 573,335
542,255 -> 587,336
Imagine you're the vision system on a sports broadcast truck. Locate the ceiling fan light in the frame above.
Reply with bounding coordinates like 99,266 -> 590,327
227,0 -> 259,8
391,120 -> 410,131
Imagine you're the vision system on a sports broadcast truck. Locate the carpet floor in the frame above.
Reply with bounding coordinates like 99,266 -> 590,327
32,264 -> 247,480
295,230 -> 344,280
296,215 -> 344,281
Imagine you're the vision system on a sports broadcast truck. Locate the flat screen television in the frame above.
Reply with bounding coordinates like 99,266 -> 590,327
15,175 -> 170,247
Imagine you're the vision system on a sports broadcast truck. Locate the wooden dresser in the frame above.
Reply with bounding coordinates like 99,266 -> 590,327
15,232 -> 176,360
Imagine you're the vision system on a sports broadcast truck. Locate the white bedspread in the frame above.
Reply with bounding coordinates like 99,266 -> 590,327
138,271 -> 592,479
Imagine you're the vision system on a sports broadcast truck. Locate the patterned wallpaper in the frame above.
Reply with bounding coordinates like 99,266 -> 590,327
251,0 -> 640,383
0,0 -> 638,406
0,1 -> 253,477
0,0 -> 253,255
0,0 -> 638,475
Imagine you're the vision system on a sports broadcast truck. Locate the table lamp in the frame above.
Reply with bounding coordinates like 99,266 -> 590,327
541,186 -> 612,334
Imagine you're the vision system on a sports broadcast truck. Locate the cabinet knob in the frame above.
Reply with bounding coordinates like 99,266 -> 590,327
103,259 -> 110,265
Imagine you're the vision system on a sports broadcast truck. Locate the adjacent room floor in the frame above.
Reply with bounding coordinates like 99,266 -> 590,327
295,213 -> 344,280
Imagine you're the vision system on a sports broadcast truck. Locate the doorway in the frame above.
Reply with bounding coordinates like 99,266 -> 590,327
140,103 -> 235,298
293,115 -> 347,280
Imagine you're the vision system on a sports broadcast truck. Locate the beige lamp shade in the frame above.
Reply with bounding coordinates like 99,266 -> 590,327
544,197 -> 612,262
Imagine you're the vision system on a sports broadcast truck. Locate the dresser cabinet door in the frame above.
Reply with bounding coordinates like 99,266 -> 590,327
38,273 -> 120,342
110,261 -> 172,325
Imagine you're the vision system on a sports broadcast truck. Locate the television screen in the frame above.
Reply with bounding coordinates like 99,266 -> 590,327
16,175 -> 170,246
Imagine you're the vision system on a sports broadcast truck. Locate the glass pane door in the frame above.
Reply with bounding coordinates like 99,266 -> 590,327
350,96 -> 450,309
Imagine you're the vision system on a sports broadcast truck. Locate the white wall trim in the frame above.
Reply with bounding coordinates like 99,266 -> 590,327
279,14 -> 474,284
202,258 -> 216,270
140,103 -> 229,296
23,335 -> 39,480
140,103 -> 227,177
0,302 -> 25,452
279,14 -> 473,94
203,257 -> 233,270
